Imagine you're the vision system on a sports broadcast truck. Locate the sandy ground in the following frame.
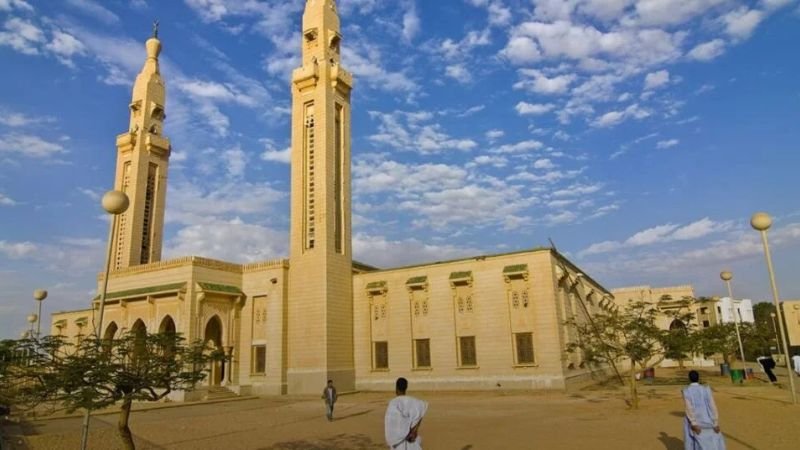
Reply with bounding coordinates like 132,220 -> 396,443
2,368 -> 799,450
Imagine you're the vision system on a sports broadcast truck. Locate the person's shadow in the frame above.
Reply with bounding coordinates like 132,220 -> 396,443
657,431 -> 683,450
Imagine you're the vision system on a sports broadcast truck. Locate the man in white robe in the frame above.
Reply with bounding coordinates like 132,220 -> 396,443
385,377 -> 428,450
683,370 -> 726,450
792,353 -> 800,376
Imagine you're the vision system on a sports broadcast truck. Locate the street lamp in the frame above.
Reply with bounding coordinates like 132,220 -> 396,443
720,271 -> 748,375
26,314 -> 37,337
751,211 -> 797,404
80,189 -> 129,450
33,289 -> 47,338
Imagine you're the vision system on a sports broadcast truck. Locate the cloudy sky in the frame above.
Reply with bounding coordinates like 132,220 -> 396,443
1,0 -> 799,338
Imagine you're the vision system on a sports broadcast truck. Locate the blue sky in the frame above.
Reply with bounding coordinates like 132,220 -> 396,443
1,0 -> 799,338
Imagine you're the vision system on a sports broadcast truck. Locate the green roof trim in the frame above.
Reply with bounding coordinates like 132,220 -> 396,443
198,282 -> 242,295
366,281 -> 387,290
406,276 -> 428,285
94,282 -> 186,301
503,264 -> 528,273
449,271 -> 472,280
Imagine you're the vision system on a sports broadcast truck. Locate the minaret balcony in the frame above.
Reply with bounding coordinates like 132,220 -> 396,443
292,64 -> 319,91
116,132 -> 136,153
331,65 -> 353,92
146,133 -> 171,157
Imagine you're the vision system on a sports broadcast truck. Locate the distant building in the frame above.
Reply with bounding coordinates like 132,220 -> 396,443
781,300 -> 800,354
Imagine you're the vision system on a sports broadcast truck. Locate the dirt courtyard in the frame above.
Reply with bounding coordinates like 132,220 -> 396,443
2,368 -> 799,449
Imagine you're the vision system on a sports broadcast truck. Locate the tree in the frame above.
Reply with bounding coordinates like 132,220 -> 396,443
695,323 -> 741,365
566,300 -> 663,409
8,332 -> 213,450
660,298 -> 696,369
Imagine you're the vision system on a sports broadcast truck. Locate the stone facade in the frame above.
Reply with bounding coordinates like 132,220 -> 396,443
51,0 -> 616,397
781,300 -> 800,354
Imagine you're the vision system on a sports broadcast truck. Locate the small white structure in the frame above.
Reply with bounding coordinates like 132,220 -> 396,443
716,297 -> 755,324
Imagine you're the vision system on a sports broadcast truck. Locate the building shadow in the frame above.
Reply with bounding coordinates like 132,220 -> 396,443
657,431 -> 683,450
260,433 -> 384,450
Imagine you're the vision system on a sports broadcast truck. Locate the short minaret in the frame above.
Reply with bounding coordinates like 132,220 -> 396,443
111,25 -> 171,270
287,0 -> 355,394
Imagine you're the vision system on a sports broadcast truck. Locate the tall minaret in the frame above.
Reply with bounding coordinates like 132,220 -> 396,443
287,0 -> 355,394
110,25 -> 170,270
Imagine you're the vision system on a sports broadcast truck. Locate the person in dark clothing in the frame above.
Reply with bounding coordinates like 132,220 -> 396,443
757,356 -> 778,383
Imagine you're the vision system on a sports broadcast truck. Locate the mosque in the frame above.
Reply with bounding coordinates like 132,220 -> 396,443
51,0 -> 614,398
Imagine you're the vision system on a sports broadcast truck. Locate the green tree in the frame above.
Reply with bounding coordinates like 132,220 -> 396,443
566,300 -> 663,409
8,332 -> 212,450
660,298 -> 696,369
695,323 -> 741,365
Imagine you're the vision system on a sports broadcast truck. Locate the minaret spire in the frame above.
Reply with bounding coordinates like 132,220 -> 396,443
110,26 -> 171,270
287,0 -> 354,394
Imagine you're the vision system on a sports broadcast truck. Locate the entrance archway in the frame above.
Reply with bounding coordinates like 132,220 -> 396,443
159,315 -> 176,334
103,322 -> 118,340
130,319 -> 148,362
204,315 -> 224,386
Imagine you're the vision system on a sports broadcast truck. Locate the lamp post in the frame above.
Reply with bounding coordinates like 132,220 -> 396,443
26,314 -> 37,337
33,289 -> 47,338
720,271 -> 748,375
751,212 -> 797,404
80,189 -> 129,450
770,312 -> 781,352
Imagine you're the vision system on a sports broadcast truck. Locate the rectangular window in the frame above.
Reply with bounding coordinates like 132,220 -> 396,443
702,320 -> 710,328
414,339 -> 431,368
459,336 -> 477,367
334,103 -> 344,254
515,332 -> 535,365
303,102 -> 316,250
252,345 -> 266,374
374,341 -> 388,369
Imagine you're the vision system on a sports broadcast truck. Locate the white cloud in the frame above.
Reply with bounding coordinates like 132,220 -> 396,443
222,146 -> 248,178
501,36 -> 541,64
656,138 -> 679,149
485,129 -> 505,141
166,180 -> 286,226
66,0 -> 120,24
514,69 -> 576,95
165,218 -> 287,263
552,183 -> 603,197
592,103 -> 650,128
533,158 -> 556,169
402,1 -> 421,42
627,0 -> 729,27
0,193 -> 17,206
353,233 -> 481,268
0,107 -> 53,127
445,64 -> 472,83
0,17 -> 45,55
0,240 -> 38,258
578,217 -> 733,256
0,133 -> 67,158
643,69 -> 670,90
45,30 -> 86,66
260,139 -> 291,164
491,139 -> 545,154
515,101 -> 556,115
0,0 -> 34,12
722,7 -> 765,39
687,38 -> 726,61
368,111 -> 477,154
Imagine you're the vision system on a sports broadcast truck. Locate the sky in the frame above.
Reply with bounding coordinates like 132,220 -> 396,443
1,0 -> 799,338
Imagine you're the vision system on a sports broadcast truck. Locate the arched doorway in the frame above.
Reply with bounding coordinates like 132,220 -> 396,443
104,322 -> 118,340
131,319 -> 147,361
204,315 -> 224,386
159,315 -> 176,334
669,319 -> 687,331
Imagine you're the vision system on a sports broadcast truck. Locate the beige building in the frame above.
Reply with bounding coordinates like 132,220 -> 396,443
52,0 -> 616,397
781,300 -> 800,354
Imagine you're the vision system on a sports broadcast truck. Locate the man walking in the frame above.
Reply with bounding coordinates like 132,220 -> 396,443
756,355 -> 778,383
385,377 -> 428,450
683,370 -> 726,450
321,379 -> 337,421
792,353 -> 800,377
